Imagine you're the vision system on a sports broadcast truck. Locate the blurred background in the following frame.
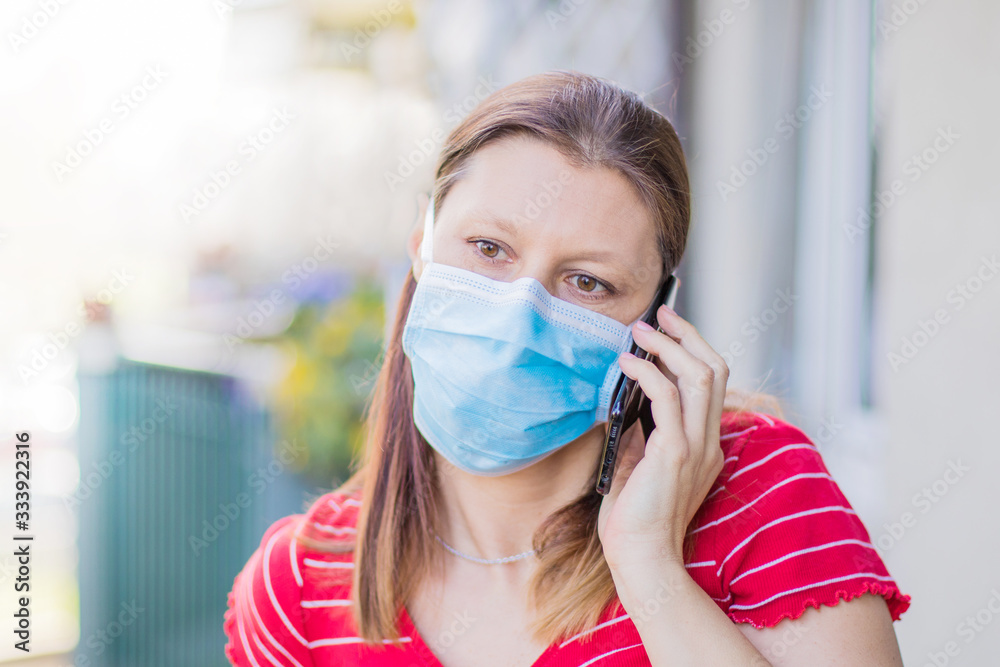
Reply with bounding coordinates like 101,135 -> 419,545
0,0 -> 996,664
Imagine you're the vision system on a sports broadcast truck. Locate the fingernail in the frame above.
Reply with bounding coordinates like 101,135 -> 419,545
634,320 -> 654,331
660,305 -> 676,316
620,351 -> 636,360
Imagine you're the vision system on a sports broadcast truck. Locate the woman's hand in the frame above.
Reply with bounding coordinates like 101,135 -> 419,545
597,304 -> 730,571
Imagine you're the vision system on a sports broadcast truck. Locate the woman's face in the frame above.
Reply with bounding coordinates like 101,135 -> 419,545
408,134 -> 665,326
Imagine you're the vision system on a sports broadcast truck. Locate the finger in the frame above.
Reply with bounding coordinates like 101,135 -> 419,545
630,322 -> 714,446
617,351 -> 686,460
650,349 -> 679,387
653,306 -> 730,441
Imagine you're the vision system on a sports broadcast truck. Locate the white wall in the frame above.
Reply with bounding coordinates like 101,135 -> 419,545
875,1 -> 1000,664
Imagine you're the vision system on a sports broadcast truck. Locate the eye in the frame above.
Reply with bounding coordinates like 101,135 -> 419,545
471,239 -> 507,264
572,274 -> 611,299
470,239 -> 616,300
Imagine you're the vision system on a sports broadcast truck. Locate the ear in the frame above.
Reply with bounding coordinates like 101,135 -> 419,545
406,192 -> 431,281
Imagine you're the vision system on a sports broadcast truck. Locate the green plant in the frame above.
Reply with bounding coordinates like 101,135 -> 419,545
263,274 -> 385,488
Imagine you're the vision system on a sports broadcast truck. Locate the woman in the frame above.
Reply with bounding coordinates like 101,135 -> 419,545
224,71 -> 910,666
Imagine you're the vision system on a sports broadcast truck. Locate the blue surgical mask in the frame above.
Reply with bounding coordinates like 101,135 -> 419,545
401,195 -> 642,475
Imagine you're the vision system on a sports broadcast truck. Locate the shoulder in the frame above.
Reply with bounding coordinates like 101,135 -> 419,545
703,411 -> 912,628
713,410 -> 837,506
718,409 -> 812,464
712,410 -> 853,547
296,488 -> 363,589
298,486 -> 364,545
223,487 -> 363,666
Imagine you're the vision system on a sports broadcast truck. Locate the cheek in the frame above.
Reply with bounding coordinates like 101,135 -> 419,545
618,298 -> 652,328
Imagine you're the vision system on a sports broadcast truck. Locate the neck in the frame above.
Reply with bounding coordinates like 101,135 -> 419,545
432,424 -> 606,564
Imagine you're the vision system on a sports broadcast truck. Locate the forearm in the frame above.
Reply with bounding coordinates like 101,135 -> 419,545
610,559 -> 770,667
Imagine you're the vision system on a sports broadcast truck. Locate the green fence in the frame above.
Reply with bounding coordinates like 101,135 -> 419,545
75,359 -> 309,666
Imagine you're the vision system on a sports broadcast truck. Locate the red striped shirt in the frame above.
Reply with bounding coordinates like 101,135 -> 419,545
223,411 -> 911,665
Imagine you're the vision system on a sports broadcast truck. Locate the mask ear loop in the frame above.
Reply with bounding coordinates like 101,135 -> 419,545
419,194 -> 435,264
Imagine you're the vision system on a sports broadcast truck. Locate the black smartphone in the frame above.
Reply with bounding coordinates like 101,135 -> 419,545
596,273 -> 679,495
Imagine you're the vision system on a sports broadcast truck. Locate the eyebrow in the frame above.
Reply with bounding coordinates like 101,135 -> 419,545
468,210 -> 521,238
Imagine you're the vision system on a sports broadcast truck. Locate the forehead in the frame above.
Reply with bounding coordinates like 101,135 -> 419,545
442,136 -> 660,269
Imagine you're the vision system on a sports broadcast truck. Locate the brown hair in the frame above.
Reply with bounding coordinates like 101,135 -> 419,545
294,70 -> 784,647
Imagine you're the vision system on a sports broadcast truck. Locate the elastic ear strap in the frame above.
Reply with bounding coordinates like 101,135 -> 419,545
419,194 -> 435,264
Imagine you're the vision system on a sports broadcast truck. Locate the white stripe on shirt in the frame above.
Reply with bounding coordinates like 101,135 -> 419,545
728,572 -> 897,610
721,425 -> 759,441
245,550 -> 306,667
251,628 -> 285,667
289,535 -> 303,588
301,599 -> 352,608
304,558 -> 354,569
705,486 -> 727,500
726,444 -> 816,483
263,531 -> 309,647
308,636 -> 412,648
236,572 -> 263,667
729,538 -> 877,585
311,522 -> 357,535
688,473 -> 833,536
558,614 -> 630,648
717,506 -> 858,576
576,642 -> 644,667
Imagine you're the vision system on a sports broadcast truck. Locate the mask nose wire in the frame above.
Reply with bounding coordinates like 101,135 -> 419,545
419,194 -> 435,264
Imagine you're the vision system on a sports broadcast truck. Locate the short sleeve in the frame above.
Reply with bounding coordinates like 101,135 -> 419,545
713,415 -> 912,628
224,514 -> 316,666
